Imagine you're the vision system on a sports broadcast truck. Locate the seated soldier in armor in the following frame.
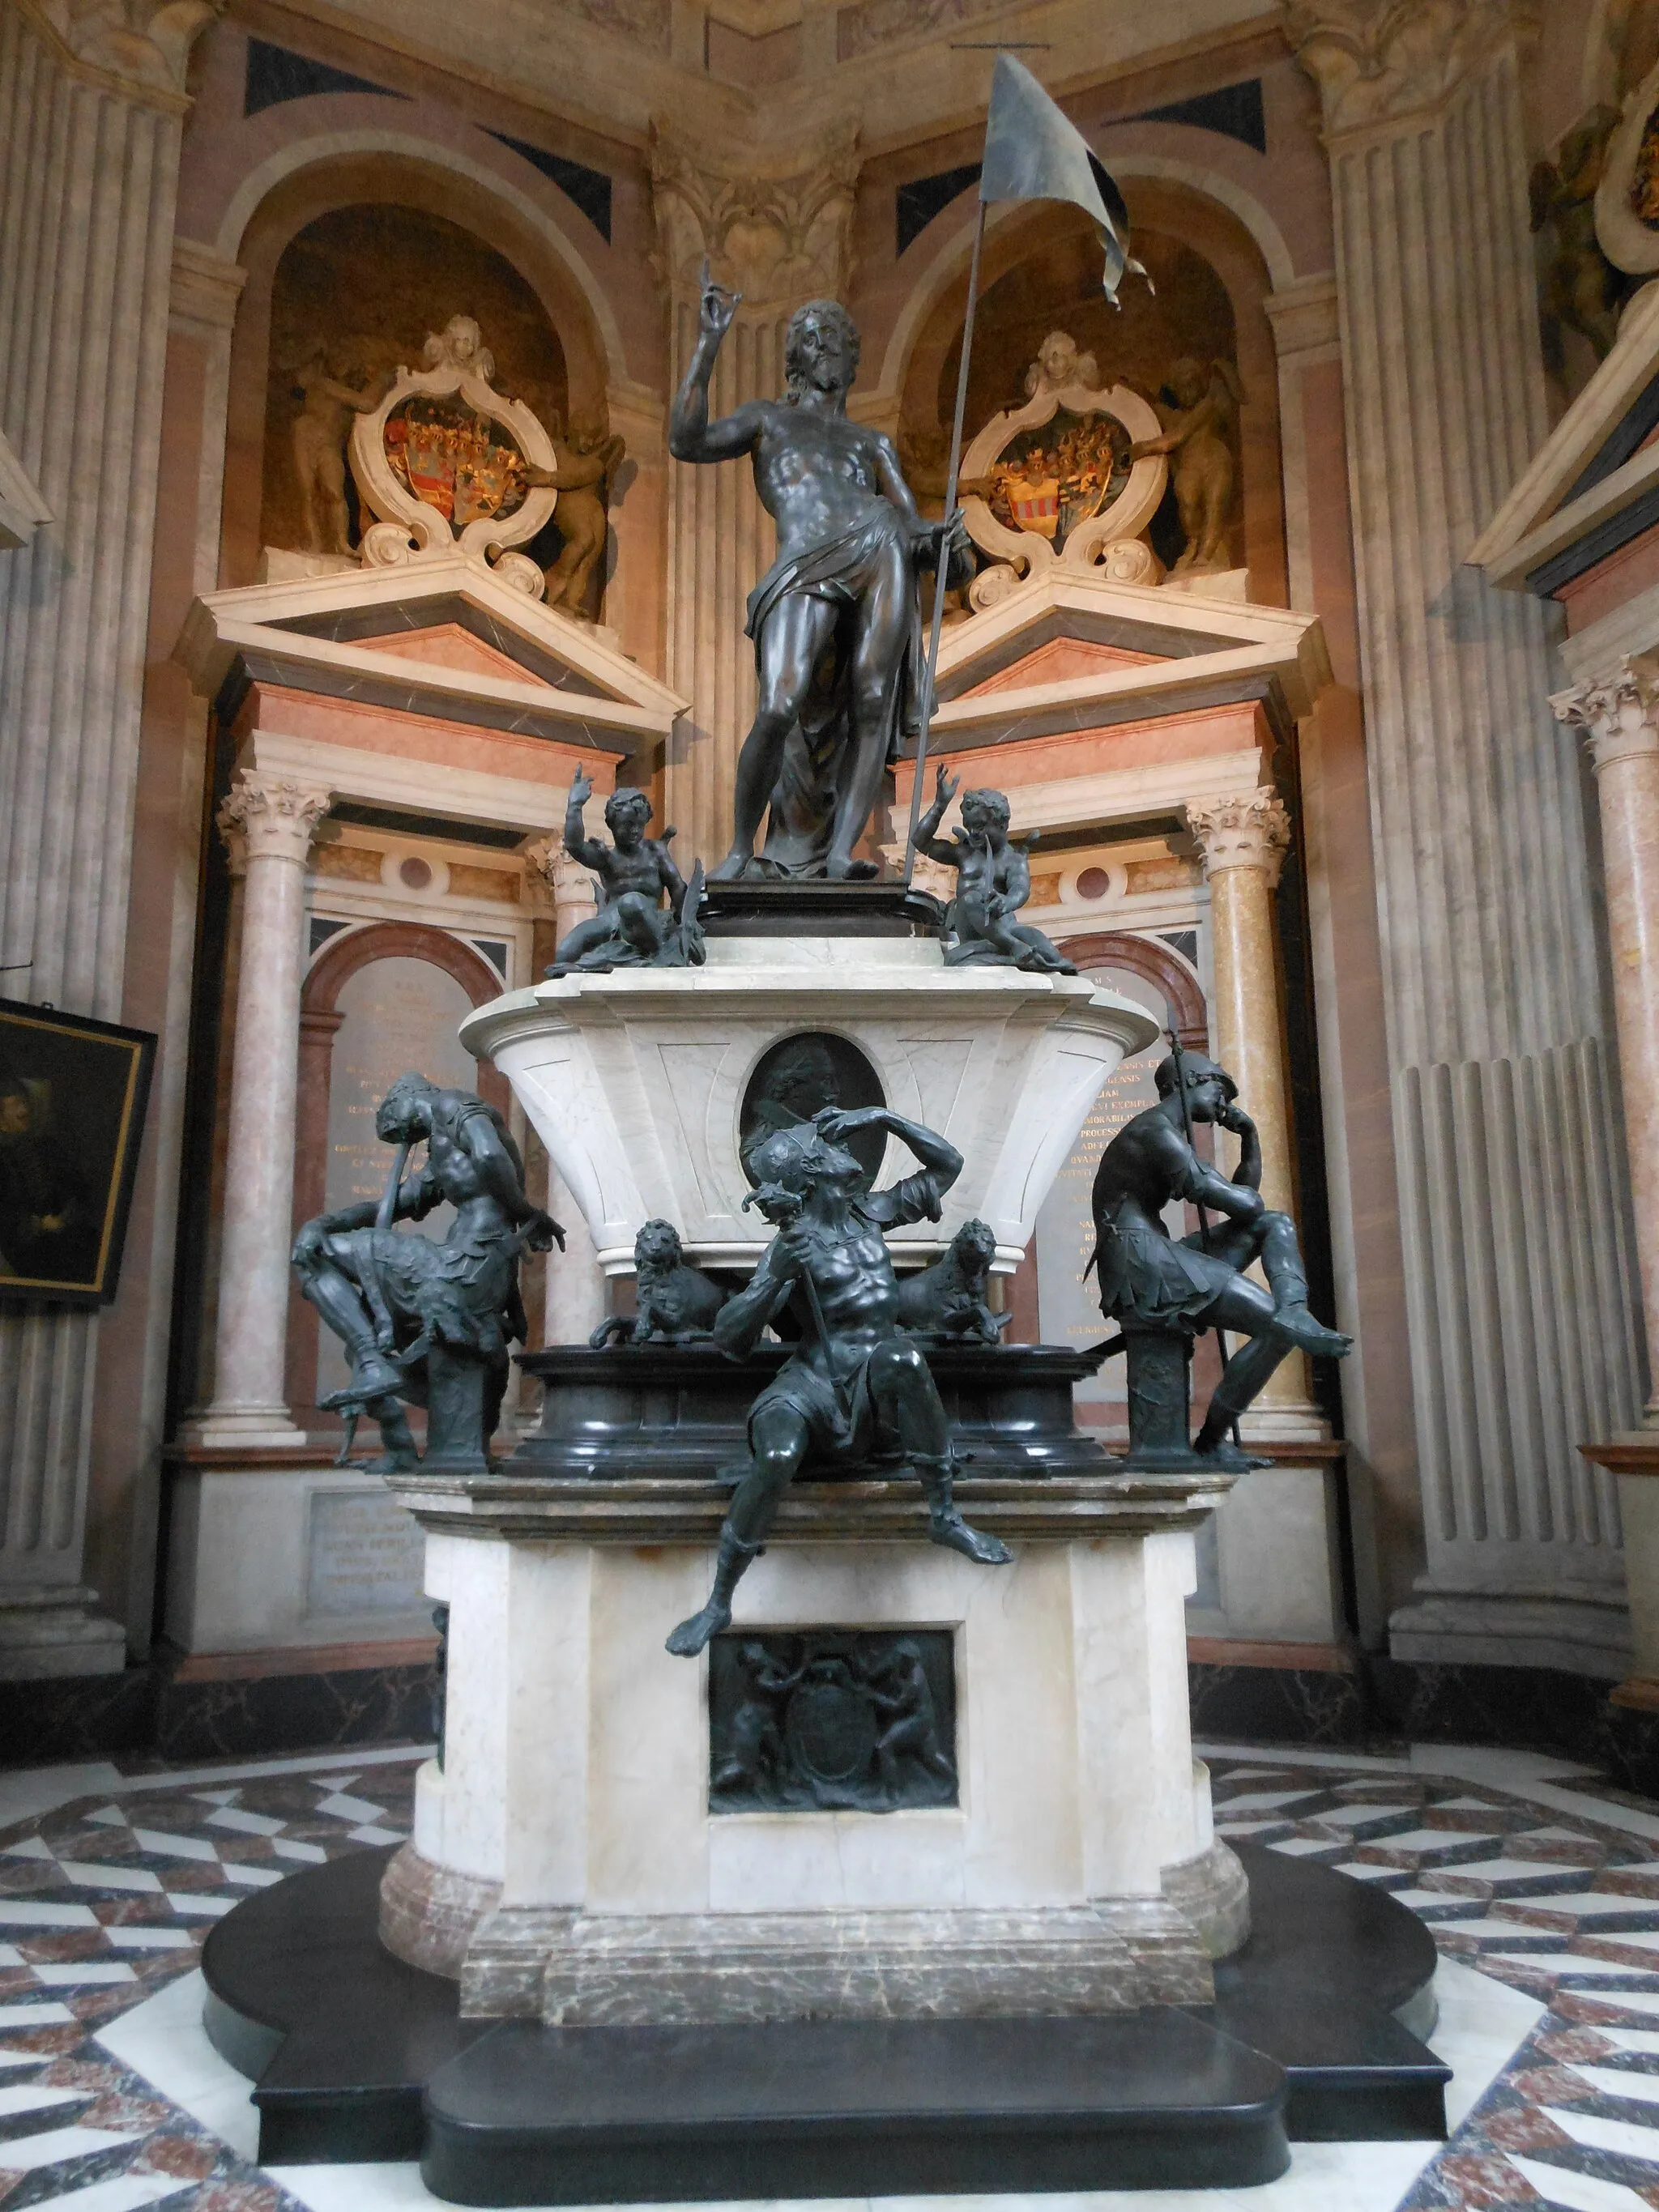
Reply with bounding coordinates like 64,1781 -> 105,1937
1091,1050 -> 1350,1458
292,1072 -> 561,1468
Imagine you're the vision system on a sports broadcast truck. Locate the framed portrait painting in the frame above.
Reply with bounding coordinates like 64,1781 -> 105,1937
0,998 -> 156,1309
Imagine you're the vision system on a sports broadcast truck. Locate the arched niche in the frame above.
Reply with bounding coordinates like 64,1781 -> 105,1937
222,151 -> 615,588
893,185 -> 1286,604
260,202 -> 570,559
1051,931 -> 1206,1051
288,921 -> 511,1422
1010,931 -> 1207,1359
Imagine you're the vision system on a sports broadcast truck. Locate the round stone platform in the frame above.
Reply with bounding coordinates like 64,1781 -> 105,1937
202,1838 -> 1449,2203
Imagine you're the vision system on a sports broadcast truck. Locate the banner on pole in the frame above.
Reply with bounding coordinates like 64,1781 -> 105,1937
979,52 -> 1149,306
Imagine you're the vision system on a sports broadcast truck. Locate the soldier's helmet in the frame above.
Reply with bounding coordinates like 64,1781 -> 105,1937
1153,1051 -> 1238,1103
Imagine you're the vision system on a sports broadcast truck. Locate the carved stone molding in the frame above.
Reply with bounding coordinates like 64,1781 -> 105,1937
16,0 -> 224,108
1185,790 -> 1292,885
1552,662 -> 1659,774
170,237 -> 246,330
217,774 -> 331,867
348,317 -> 557,592
1285,0 -> 1516,138
650,117 -> 860,311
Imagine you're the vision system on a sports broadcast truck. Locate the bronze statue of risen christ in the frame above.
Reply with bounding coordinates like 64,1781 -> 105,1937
668,267 -> 964,880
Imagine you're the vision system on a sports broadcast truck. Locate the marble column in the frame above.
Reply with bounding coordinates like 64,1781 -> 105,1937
1553,663 -> 1659,1424
187,772 -> 330,1449
650,119 -> 859,867
1290,0 -> 1641,1673
1186,788 -> 1325,1439
0,0 -> 220,1667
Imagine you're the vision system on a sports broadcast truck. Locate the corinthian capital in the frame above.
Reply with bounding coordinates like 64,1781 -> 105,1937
525,837 -> 599,917
218,774 -> 331,866
1552,662 -> 1659,774
650,117 -> 860,312
1285,0 -> 1515,137
1186,789 -> 1293,885
19,0 -> 224,105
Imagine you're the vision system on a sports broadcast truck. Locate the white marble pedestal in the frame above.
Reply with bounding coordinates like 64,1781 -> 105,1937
163,1451 -> 436,1656
377,1465 -> 1247,2025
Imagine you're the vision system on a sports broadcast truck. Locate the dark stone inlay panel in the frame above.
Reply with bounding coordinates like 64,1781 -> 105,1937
710,1630 -> 956,1813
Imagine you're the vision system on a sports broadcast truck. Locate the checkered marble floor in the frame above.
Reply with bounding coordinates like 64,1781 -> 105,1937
0,1742 -> 1657,2208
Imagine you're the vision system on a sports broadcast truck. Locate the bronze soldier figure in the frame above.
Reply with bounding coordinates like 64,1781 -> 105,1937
292,1072 -> 562,1469
1090,1051 -> 1350,1459
667,1105 -> 1009,1657
668,265 -> 965,880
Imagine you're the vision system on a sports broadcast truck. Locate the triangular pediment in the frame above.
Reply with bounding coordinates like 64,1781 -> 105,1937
354,621 -> 556,687
174,552 -> 686,757
1471,285 -> 1659,592
932,567 -> 1331,744
962,634 -> 1159,699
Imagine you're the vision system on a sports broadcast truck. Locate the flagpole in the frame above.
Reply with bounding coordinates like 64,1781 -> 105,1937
903,195 -> 988,888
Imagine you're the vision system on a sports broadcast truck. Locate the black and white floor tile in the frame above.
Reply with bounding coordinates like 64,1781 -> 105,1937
0,1739 -> 1656,2207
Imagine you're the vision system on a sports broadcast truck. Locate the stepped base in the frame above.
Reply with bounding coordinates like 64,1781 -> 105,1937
203,1841 -> 1448,2200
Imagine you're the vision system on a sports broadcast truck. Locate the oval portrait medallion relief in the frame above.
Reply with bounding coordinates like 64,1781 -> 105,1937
739,1031 -> 886,1185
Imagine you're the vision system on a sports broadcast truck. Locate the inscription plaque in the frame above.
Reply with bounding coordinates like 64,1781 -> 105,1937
708,1629 -> 957,1813
305,1490 -> 426,1619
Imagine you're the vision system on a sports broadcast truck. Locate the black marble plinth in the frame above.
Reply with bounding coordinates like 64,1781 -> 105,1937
511,1340 -> 1113,1481
700,880 -> 945,937
202,1841 -> 1448,2197
423,2011 -> 1287,2203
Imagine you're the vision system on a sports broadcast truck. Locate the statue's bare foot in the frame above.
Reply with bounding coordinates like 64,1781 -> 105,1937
1272,1304 -> 1353,1360
710,850 -> 752,882
666,1599 -> 731,1656
928,1511 -> 1012,1566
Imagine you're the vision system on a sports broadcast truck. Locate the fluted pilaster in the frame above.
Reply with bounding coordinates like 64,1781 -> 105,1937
0,0 -> 219,1656
651,118 -> 859,868
1290,0 -> 1641,1671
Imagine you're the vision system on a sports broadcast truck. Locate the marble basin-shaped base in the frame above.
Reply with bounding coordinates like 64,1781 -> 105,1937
458,934 -> 1159,1276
